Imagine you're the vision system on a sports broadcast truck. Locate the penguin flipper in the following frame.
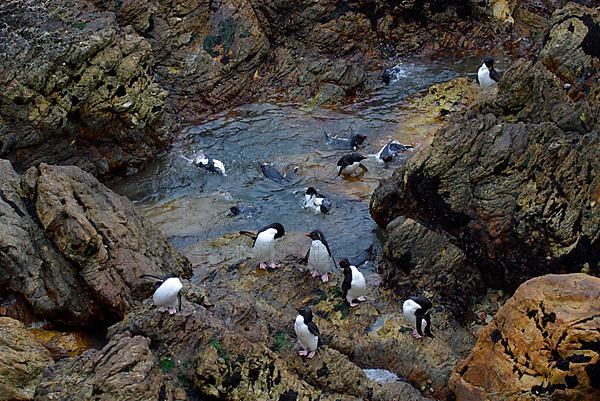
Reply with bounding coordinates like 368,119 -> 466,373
490,69 -> 501,82
303,248 -> 310,264
475,74 -> 480,85
359,163 -> 368,173
178,292 -> 182,312
341,273 -> 352,300
307,321 -> 320,338
415,309 -> 425,337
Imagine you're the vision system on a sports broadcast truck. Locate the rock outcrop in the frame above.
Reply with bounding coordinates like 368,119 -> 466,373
103,258 -> 472,400
450,273 -> 600,401
0,160 -> 192,327
35,332 -> 186,401
380,218 -> 485,323
371,3 -> 600,291
0,0 -> 170,178
0,317 -> 54,401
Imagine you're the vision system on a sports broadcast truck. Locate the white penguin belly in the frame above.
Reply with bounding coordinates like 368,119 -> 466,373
153,278 -> 182,307
402,299 -> 420,325
339,162 -> 360,175
347,268 -> 366,301
295,320 -> 318,352
308,242 -> 335,274
253,231 -> 276,261
478,67 -> 496,88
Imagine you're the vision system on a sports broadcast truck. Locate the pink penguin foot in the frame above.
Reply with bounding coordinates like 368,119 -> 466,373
311,270 -> 319,278
259,262 -> 267,270
307,351 -> 316,359
168,307 -> 177,315
158,307 -> 168,313
412,329 -> 423,339
320,273 -> 329,283
298,350 -> 308,356
268,262 -> 279,269
350,302 -> 359,307
357,296 -> 367,302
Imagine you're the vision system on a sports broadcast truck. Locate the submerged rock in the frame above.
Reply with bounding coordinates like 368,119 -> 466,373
0,160 -> 192,328
0,317 -> 54,401
450,273 -> 600,401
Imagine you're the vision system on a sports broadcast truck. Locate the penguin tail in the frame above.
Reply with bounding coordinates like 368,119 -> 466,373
239,231 -> 256,239
140,274 -> 164,282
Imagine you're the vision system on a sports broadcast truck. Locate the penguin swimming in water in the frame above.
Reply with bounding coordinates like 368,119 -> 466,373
476,56 -> 500,89
140,275 -> 183,315
340,258 -> 367,307
376,140 -> 414,163
325,132 -> 367,151
304,187 -> 332,214
240,223 -> 285,269
180,152 -> 226,175
337,153 -> 368,176
260,163 -> 289,184
294,306 -> 320,359
304,230 -> 337,282
402,295 -> 434,339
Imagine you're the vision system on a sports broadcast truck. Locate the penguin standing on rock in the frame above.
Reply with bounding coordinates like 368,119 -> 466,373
294,306 -> 320,359
141,275 -> 183,315
240,223 -> 285,269
304,187 -> 332,214
305,230 -> 337,282
476,56 -> 500,88
402,296 -> 434,339
337,153 -> 368,176
340,258 -> 367,307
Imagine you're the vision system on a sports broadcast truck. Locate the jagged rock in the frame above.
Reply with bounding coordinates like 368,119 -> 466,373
34,332 -> 185,401
103,259 -> 465,400
450,273 -> 600,401
539,3 -> 600,85
0,0 -> 170,178
370,3 -> 599,291
0,160 -> 191,327
380,218 -> 485,323
0,317 -> 54,401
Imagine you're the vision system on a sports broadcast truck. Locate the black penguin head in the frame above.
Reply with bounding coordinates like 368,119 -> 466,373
351,134 -> 367,149
483,56 -> 494,69
297,306 -> 313,322
339,258 -> 352,273
229,206 -> 241,216
270,223 -> 285,238
382,69 -> 391,84
306,187 -> 318,196
306,230 -> 326,242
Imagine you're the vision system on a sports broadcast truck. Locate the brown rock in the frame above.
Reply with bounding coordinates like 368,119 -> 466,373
0,317 -> 54,401
450,273 -> 600,401
34,332 -> 183,401
0,160 -> 192,327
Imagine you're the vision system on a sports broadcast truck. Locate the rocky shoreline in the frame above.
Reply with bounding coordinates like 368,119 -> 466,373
1,1 -> 599,401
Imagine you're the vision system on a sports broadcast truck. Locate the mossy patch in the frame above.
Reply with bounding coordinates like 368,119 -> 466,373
159,357 -> 175,373
203,17 -> 238,60
271,331 -> 290,352
209,339 -> 229,362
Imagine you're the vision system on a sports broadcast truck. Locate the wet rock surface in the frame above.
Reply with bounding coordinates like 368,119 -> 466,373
450,273 -> 600,401
0,159 -> 191,327
371,3 -> 600,291
1,0 -> 550,177
0,317 -> 54,401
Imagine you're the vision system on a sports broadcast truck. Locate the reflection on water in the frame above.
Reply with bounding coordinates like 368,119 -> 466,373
110,57 -> 482,267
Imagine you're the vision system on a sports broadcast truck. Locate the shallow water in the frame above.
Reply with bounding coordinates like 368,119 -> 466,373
111,57 -> 483,271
